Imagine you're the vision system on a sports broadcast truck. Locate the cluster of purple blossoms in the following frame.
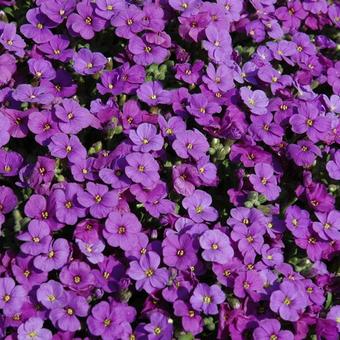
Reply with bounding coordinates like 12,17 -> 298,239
0,0 -> 339,339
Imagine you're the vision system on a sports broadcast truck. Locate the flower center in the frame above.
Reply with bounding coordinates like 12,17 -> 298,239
24,270 -> 30,277
95,194 -> 102,203
118,226 -> 126,234
195,205 -> 203,213
324,223 -> 331,229
28,331 -> 38,338
3,294 -> 11,302
67,307 -> 74,315
104,318 -> 111,327
65,201 -> 73,209
138,165 -> 145,172
154,327 -> 162,335
74,275 -> 81,283
270,335 -> 278,340
284,297 -> 291,305
243,218 -> 249,225
66,145 -> 72,152
306,119 -> 314,126
261,177 -> 267,184
211,243 -> 219,250
85,17 -> 92,25
243,281 -> 250,289
127,19 -> 133,25
36,23 -> 43,29
177,249 -> 185,256
103,271 -> 110,279
4,165 -> 11,172
142,138 -> 149,144
48,294 -> 56,301
145,268 -> 154,277
203,295 -> 211,304
48,250 -> 55,258
247,235 -> 254,243
32,237 -> 40,243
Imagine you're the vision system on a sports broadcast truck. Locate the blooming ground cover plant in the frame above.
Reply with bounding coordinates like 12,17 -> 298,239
0,0 -> 339,339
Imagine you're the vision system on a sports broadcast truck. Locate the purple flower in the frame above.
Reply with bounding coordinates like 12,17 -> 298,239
182,190 -> 218,223
76,238 -> 105,264
48,133 -> 86,163
103,211 -> 142,250
129,123 -> 164,153
125,152 -> 160,188
175,60 -> 204,84
202,25 -> 231,62
73,48 -> 107,75
240,87 -> 269,115
326,150 -> 340,180
95,0 -> 126,20
327,306 -> 340,332
67,0 -> 106,40
37,34 -> 73,62
17,220 -> 51,256
190,283 -> 225,315
87,300 -> 136,340
53,183 -> 86,225
36,280 -> 67,309
199,229 -> 234,264
289,102 -> 330,142
17,317 -> 52,340
34,238 -> 70,272
267,40 -> 297,65
174,300 -> 203,335
54,99 -> 92,134
253,318 -> 294,340
28,58 -> 56,81
162,233 -> 197,270
172,129 -> 209,160
0,186 -> 17,221
249,163 -> 281,201
128,35 -> 168,66
202,63 -> 234,92
287,140 -> 321,167
60,260 -> 95,292
233,270 -> 264,299
12,84 -> 54,105
270,280 -> 307,321
137,81 -> 170,106
312,210 -> 340,241
127,251 -> 169,293
0,23 -> 26,57
0,277 -> 26,316
41,0 -> 76,24
20,8 -> 56,43
111,5 -> 143,39
142,312 -> 173,339
77,182 -> 118,218
0,53 -> 16,86
49,292 -> 89,331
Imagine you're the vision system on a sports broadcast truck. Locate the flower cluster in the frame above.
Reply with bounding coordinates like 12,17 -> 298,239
0,0 -> 339,339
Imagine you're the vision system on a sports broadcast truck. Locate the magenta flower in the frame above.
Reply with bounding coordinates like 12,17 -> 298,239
287,140 -> 321,167
103,211 -> 142,250
127,251 -> 169,293
199,229 -> 234,264
190,283 -> 225,315
233,270 -> 264,299
312,210 -> 340,241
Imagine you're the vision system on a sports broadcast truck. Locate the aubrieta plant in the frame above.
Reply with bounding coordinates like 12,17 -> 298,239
0,0 -> 339,339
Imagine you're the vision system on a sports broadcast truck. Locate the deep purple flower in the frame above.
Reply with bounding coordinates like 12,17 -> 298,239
143,312 -> 173,339
174,300 -> 203,335
190,283 -> 225,315
233,270 -> 264,300
41,0 -> 76,24
137,81 -> 170,106
312,210 -> 340,241
287,140 -> 321,167
37,34 -> 73,62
